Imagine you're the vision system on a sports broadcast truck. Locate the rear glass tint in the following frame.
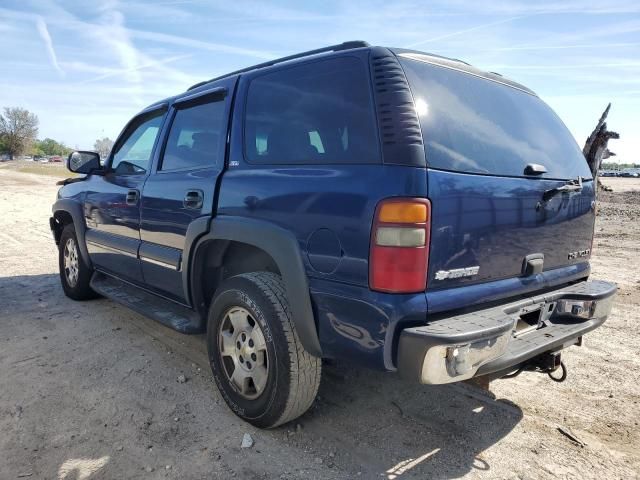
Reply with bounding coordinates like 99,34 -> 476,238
244,56 -> 380,165
160,99 -> 226,171
400,56 -> 592,179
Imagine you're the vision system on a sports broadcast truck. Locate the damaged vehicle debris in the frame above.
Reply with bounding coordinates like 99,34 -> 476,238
583,103 -> 620,192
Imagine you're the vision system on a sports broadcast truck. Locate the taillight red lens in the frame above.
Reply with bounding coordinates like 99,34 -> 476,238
369,198 -> 431,293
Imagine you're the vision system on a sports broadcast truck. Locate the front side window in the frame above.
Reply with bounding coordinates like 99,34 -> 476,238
244,56 -> 380,165
160,99 -> 226,171
111,110 -> 165,175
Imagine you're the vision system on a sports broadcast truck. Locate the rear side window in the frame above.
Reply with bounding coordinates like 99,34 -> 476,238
244,56 -> 380,165
161,99 -> 226,171
400,57 -> 592,179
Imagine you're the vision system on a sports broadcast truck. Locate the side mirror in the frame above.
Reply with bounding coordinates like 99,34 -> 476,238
67,151 -> 102,174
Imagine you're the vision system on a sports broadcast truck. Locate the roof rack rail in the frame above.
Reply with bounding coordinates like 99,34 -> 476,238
187,40 -> 370,91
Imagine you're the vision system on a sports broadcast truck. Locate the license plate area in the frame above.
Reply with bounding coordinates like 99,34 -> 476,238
513,302 -> 557,337
514,308 -> 541,336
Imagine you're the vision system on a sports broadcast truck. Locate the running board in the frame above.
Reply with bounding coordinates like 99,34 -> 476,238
90,272 -> 203,334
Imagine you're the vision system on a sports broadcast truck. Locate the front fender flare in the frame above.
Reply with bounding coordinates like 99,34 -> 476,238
191,216 -> 322,357
52,199 -> 92,268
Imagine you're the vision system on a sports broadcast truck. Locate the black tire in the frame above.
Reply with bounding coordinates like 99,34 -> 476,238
58,224 -> 98,300
207,272 -> 321,428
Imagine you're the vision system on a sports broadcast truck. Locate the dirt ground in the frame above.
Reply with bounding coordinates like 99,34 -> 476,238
0,166 -> 638,479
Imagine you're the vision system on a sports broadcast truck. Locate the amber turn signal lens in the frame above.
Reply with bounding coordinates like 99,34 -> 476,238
378,202 -> 427,224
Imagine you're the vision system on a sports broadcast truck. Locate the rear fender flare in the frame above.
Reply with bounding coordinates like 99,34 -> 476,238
190,216 -> 322,357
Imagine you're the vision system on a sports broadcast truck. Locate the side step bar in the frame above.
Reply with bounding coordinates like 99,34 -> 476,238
90,272 -> 204,334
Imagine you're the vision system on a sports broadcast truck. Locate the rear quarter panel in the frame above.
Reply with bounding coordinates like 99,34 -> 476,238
216,164 -> 428,286
218,67 -> 429,288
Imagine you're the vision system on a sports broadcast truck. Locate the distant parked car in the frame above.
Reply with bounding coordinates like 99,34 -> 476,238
50,156 -> 63,163
620,169 -> 640,177
22,156 -> 34,161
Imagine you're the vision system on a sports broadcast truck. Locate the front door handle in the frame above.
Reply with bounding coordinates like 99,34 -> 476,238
184,190 -> 204,209
126,189 -> 139,206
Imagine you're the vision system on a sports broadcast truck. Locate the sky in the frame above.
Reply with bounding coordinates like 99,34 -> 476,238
0,0 -> 638,162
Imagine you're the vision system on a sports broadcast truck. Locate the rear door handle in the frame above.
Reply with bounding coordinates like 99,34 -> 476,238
183,190 -> 204,209
126,189 -> 139,205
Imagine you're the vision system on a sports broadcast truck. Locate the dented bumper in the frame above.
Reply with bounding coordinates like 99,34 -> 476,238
397,280 -> 617,384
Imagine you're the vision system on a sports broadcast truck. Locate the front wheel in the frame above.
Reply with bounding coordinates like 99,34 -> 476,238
58,224 -> 98,300
207,272 -> 321,428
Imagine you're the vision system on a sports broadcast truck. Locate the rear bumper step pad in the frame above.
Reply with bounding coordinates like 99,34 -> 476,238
397,280 -> 616,384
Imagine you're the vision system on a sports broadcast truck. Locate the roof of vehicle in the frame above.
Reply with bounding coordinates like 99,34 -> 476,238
146,40 -> 535,110
389,48 -> 535,95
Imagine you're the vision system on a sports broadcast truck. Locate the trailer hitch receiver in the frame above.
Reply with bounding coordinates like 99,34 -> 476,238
526,351 -> 567,382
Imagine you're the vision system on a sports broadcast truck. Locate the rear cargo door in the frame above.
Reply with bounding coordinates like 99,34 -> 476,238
399,55 -> 595,291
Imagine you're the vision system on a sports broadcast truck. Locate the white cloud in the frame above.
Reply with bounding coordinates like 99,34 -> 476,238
489,41 -> 640,51
438,0 -> 640,15
0,0 -> 638,162
127,29 -> 275,59
406,15 -> 531,47
486,61 -> 640,70
77,53 -> 195,85
35,16 -> 64,77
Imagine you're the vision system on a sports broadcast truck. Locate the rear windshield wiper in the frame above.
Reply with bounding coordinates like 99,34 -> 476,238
542,176 -> 583,202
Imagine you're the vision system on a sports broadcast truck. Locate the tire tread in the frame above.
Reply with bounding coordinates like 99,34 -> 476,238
59,224 -> 98,301
237,272 -> 321,427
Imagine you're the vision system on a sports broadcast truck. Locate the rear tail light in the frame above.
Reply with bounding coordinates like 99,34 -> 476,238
369,198 -> 431,293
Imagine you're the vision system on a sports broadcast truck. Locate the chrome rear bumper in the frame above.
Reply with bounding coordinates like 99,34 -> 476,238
397,280 -> 616,384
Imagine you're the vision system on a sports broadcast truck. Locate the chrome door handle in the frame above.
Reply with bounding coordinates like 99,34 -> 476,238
183,190 -> 204,209
126,189 -> 139,205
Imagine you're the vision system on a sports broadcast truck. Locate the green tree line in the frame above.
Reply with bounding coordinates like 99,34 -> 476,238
601,162 -> 640,170
31,138 -> 73,157
0,106 -> 71,159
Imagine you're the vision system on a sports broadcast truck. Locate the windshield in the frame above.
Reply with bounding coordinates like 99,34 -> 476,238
400,56 -> 592,180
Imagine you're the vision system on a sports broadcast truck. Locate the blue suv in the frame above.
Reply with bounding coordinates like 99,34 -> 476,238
51,41 -> 616,428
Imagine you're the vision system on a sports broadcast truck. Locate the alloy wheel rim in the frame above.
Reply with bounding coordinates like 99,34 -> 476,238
219,306 -> 269,400
63,237 -> 79,287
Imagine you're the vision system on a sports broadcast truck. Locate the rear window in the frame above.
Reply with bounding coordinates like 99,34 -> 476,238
400,56 -> 592,179
244,56 -> 380,165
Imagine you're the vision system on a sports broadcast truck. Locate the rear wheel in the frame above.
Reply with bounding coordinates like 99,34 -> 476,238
207,272 -> 321,428
58,224 -> 98,300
